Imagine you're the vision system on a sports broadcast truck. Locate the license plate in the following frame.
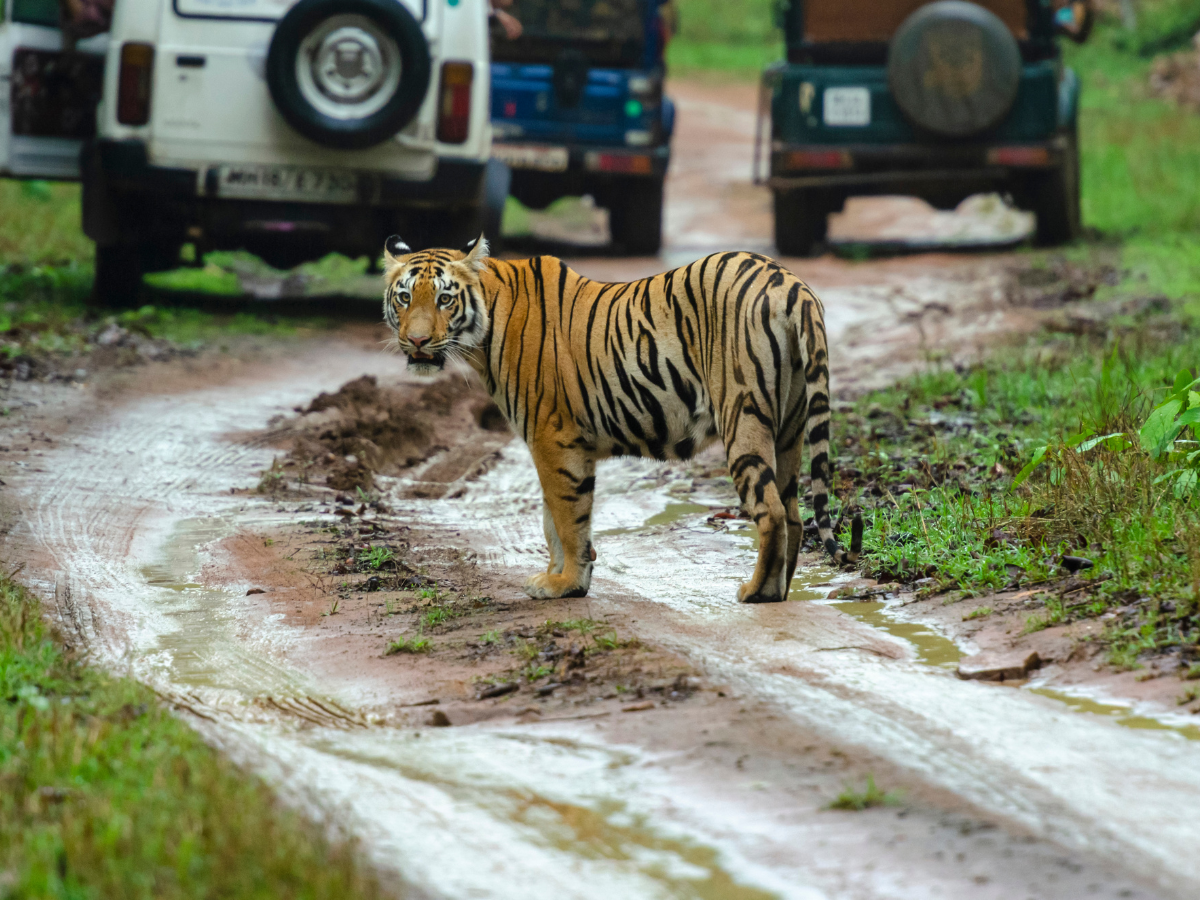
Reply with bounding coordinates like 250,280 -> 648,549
492,143 -> 570,172
214,165 -> 359,203
823,87 -> 871,127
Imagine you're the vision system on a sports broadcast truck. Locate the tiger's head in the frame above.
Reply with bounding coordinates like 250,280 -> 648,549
381,234 -> 491,376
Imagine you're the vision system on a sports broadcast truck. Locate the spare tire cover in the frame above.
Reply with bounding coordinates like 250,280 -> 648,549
267,0 -> 431,150
887,1 -> 1021,139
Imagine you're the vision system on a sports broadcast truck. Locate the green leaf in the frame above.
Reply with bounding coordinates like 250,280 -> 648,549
1076,432 -> 1125,453
1173,368 -> 1194,397
1065,429 -> 1095,448
1105,434 -> 1133,452
1012,445 -> 1048,488
1141,398 -> 1183,458
1175,469 -> 1199,498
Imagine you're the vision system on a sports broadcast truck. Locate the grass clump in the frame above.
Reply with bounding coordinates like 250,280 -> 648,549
962,607 -> 994,621
827,775 -> 902,811
0,573 -> 387,898
386,633 -> 431,655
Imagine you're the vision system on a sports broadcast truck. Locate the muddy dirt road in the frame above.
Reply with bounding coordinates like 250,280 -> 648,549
3,81 -> 1198,899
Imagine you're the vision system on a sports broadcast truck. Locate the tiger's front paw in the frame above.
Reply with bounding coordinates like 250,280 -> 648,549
524,572 -> 589,599
738,581 -> 785,604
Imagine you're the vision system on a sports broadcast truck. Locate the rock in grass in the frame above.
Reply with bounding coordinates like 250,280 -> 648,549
956,650 -> 1041,682
1061,555 -> 1094,573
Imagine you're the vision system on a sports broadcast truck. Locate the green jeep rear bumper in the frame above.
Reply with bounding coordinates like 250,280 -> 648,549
767,60 -> 1079,193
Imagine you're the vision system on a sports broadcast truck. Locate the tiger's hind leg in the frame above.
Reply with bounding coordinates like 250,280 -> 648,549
776,371 -> 810,594
775,435 -> 806,598
727,416 -> 789,604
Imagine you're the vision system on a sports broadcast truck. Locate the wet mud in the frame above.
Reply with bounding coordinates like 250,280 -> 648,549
0,79 -> 1197,898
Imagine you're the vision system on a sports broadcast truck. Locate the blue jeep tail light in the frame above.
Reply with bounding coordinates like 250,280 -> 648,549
585,152 -> 653,175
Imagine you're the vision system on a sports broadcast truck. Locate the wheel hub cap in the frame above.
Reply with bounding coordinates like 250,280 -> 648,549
296,14 -> 402,121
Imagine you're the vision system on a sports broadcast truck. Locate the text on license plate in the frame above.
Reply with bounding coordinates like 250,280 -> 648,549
822,87 -> 871,127
215,166 -> 359,203
492,143 -> 570,172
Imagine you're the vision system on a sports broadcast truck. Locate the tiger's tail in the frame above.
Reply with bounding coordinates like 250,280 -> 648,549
803,349 -> 862,568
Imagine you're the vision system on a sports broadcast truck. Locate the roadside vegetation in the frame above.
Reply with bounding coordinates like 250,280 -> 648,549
666,0 -> 780,75
0,187 -> 346,379
0,574 -> 388,899
827,5 -> 1200,672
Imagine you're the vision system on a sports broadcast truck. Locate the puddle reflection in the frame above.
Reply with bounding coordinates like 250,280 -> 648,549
1031,688 -> 1200,742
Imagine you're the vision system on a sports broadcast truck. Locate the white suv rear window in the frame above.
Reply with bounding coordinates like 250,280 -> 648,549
174,0 -> 425,23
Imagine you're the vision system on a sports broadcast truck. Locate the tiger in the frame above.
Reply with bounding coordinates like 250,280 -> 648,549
381,234 -> 862,603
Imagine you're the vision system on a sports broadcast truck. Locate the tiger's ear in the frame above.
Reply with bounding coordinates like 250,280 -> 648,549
460,234 -> 490,273
383,235 -> 411,268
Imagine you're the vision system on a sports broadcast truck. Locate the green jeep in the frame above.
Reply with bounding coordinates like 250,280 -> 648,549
763,1 -> 1091,255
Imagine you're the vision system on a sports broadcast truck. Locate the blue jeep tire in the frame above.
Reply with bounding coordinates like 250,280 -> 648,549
608,176 -> 664,256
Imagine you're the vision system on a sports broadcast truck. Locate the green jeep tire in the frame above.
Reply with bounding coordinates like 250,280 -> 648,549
773,188 -> 841,257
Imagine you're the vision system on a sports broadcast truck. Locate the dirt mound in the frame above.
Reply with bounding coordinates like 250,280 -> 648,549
268,374 -> 509,492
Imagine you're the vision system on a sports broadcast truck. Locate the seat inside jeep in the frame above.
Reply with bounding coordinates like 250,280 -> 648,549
802,0 -> 1028,43
492,0 -> 645,66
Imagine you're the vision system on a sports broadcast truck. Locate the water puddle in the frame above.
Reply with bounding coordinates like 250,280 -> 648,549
140,516 -> 309,698
598,500 -> 714,537
827,601 -> 964,669
315,734 -> 780,899
1031,688 -> 1200,742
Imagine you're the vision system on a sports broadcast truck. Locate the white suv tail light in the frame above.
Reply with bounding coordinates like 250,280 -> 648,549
117,43 -> 154,126
437,62 -> 473,144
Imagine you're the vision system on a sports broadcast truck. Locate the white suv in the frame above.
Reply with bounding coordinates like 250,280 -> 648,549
3,0 -> 496,302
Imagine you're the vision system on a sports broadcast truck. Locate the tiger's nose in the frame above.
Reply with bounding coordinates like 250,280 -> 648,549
409,334 -> 431,348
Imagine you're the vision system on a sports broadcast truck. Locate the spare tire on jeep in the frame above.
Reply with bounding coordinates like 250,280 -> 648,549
267,0 -> 431,150
887,1 -> 1021,139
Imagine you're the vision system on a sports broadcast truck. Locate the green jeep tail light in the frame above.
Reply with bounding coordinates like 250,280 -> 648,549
437,62 -> 474,144
785,149 -> 852,170
987,146 -> 1051,167
117,43 -> 155,126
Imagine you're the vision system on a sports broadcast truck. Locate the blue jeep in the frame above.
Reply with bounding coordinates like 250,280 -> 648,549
489,0 -> 675,254
764,1 -> 1091,255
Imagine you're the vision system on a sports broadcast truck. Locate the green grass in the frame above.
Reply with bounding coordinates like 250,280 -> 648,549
0,574 -> 386,898
827,775 -> 902,811
358,546 -> 395,571
1065,17 -> 1200,235
833,272 -> 1200,665
0,181 -> 92,265
666,0 -> 781,75
1112,0 -> 1200,56
385,634 -> 431,655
